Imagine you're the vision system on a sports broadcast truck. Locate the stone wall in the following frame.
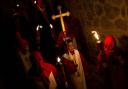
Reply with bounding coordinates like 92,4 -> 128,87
64,0 -> 128,60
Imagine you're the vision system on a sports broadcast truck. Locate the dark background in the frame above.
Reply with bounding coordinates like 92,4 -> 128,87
1,0 -> 128,89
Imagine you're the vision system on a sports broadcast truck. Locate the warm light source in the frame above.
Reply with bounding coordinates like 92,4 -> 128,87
57,57 -> 61,63
36,25 -> 39,31
39,25 -> 43,29
34,0 -> 37,4
36,25 -> 43,31
91,31 -> 101,43
16,4 -> 20,7
56,56 -> 68,87
50,24 -> 53,29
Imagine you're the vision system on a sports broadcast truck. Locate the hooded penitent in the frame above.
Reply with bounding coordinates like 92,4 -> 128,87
97,35 -> 116,69
103,35 -> 116,57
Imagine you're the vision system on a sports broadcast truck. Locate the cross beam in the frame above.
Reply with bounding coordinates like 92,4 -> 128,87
52,6 -> 70,35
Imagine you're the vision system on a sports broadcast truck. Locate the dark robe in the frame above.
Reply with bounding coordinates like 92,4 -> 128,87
97,35 -> 126,89
33,51 -> 58,89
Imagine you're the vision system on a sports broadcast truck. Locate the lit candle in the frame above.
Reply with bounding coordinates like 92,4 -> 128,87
36,25 -> 43,31
36,25 -> 39,31
36,25 -> 43,50
34,0 -> 37,4
39,25 -> 43,29
56,57 -> 68,88
91,31 -> 101,43
57,57 -> 62,65
91,31 -> 103,52
50,24 -> 53,29
16,4 -> 20,7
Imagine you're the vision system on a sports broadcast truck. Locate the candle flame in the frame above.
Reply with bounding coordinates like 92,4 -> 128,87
39,25 -> 43,29
57,57 -> 61,62
36,25 -> 39,31
91,31 -> 100,40
16,4 -> 19,7
34,0 -> 37,4
36,25 -> 43,31
50,24 -> 53,29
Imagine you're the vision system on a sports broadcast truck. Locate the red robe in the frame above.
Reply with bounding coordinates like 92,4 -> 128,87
97,35 -> 126,89
33,51 -> 58,89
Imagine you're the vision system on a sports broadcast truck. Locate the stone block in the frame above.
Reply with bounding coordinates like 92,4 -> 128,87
95,4 -> 104,16
111,0 -> 123,6
100,16 -> 114,29
104,4 -> 120,19
121,6 -> 126,18
115,18 -> 128,30
125,0 -> 128,6
98,0 -> 106,4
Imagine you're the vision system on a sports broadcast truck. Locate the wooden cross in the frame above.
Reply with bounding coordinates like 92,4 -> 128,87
52,6 -> 70,36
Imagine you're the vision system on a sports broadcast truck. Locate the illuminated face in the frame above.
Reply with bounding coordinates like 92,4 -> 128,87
67,42 -> 74,52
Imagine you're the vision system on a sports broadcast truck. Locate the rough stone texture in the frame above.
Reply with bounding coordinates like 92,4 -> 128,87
127,7 -> 128,16
95,3 -> 104,16
121,6 -> 126,18
98,0 -> 106,4
111,0 -> 124,6
104,4 -> 120,20
100,16 -> 114,29
92,17 -> 100,28
115,18 -> 128,30
64,0 -> 128,60
63,1 -> 128,89
125,0 -> 128,6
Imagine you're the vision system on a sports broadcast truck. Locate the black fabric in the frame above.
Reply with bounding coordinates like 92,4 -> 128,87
28,55 -> 41,77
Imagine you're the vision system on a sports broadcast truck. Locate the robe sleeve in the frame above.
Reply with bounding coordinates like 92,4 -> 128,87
62,55 -> 78,75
